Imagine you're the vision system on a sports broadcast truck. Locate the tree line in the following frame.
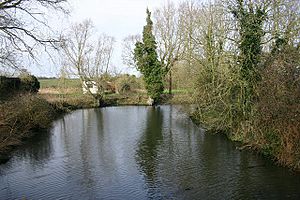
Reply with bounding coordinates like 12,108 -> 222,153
0,0 -> 299,168
128,0 -> 300,169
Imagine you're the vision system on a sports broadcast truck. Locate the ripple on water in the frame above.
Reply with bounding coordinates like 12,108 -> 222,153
0,106 -> 300,200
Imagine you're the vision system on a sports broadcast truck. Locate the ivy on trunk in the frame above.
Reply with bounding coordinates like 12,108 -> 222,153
134,9 -> 164,104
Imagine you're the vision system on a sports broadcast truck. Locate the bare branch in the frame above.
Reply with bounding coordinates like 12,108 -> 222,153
60,20 -> 115,103
0,0 -> 69,71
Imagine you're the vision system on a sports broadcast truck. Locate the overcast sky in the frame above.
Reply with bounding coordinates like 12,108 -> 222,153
32,0 -> 182,77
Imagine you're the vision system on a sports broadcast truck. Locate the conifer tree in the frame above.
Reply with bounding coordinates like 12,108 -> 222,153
134,9 -> 164,104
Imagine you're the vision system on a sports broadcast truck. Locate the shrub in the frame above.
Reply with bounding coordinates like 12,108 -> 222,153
0,94 -> 59,152
0,77 -> 21,98
115,75 -> 139,94
20,74 -> 40,93
253,46 -> 300,168
192,58 -> 240,133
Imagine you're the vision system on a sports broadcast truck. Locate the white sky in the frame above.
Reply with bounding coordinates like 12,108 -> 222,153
32,0 -> 182,77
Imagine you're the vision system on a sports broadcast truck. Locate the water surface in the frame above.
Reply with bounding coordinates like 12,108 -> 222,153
0,106 -> 299,199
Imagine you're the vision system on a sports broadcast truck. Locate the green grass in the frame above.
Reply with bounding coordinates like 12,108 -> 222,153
39,78 -> 81,89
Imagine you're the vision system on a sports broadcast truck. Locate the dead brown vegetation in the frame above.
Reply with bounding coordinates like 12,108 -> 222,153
0,94 -> 61,153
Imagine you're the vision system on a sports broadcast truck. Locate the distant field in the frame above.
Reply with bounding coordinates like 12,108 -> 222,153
39,78 -> 83,99
38,78 -> 192,106
38,78 -> 95,107
39,79 -> 81,89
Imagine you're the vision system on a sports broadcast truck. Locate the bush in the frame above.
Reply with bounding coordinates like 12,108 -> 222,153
115,75 -> 139,94
193,44 -> 300,169
0,76 -> 21,98
0,94 -> 59,152
253,46 -> 300,168
192,58 -> 240,133
20,74 -> 40,93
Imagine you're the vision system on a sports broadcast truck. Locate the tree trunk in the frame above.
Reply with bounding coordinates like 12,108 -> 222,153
97,96 -> 105,107
168,70 -> 172,95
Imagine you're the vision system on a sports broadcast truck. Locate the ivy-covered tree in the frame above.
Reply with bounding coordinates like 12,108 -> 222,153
134,9 -> 164,104
230,0 -> 267,119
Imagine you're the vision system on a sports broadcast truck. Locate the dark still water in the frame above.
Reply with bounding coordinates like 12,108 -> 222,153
0,106 -> 300,200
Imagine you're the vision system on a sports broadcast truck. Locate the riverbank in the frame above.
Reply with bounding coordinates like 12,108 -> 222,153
1,79 -> 299,172
38,78 -> 193,107
191,107 -> 300,172
38,78 -> 192,109
0,87 -> 191,163
3,77 -> 298,171
0,94 -> 66,162
1,91 -> 299,173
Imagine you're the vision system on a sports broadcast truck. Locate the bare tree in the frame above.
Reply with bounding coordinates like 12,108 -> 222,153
121,34 -> 141,68
0,0 -> 68,70
177,0 -> 202,65
265,0 -> 300,50
153,1 -> 184,94
60,19 -> 115,106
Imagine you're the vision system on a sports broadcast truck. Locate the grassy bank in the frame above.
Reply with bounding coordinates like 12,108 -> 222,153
39,78 -> 192,108
0,94 -> 65,161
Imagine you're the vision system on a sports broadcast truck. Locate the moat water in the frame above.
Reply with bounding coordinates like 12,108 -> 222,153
0,106 -> 299,199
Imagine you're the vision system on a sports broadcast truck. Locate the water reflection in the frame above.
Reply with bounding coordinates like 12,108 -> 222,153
12,129 -> 53,168
0,106 -> 299,200
135,107 -> 164,198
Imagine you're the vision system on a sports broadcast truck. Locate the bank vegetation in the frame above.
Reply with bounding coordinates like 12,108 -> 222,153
141,0 -> 299,170
0,74 -> 65,161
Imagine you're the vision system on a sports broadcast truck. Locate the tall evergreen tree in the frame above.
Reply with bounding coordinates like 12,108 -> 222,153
134,9 -> 164,104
